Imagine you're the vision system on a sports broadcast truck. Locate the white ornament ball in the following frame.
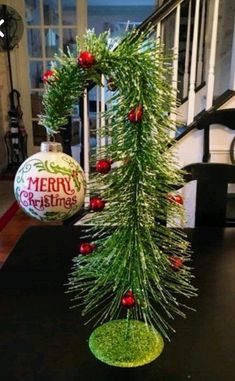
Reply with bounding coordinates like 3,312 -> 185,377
14,142 -> 86,221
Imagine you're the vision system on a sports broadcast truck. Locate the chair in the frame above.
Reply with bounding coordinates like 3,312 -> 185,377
183,163 -> 235,227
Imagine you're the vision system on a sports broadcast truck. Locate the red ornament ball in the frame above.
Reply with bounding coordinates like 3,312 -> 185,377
128,105 -> 143,123
121,291 -> 136,308
168,193 -> 184,205
42,69 -> 56,83
169,256 -> 184,270
96,159 -> 112,174
78,51 -> 96,68
79,242 -> 96,255
90,196 -> 106,211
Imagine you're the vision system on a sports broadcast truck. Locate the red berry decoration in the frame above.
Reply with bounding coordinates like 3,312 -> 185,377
168,193 -> 184,205
121,290 -> 136,309
169,256 -> 184,270
96,159 -> 112,174
90,196 -> 106,211
78,51 -> 96,68
79,242 -> 96,255
42,69 -> 56,83
128,104 -> 143,123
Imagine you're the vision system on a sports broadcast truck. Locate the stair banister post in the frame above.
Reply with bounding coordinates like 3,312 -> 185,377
96,84 -> 101,154
156,21 -> 161,40
229,15 -> 235,90
197,0 -> 206,86
183,0 -> 192,98
170,3 -> 181,132
100,74 -> 106,147
187,0 -> 200,125
205,0 -> 220,110
83,89 -> 90,206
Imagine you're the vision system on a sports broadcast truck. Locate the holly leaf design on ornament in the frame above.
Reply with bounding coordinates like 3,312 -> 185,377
33,160 -> 48,172
34,160 -> 71,176
43,204 -> 80,221
71,166 -> 87,192
71,170 -> 81,192
44,211 -> 67,221
62,157 -> 86,192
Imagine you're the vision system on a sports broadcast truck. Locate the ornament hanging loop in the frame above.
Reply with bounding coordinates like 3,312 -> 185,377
44,130 -> 59,151
40,141 -> 63,153
46,131 -> 56,142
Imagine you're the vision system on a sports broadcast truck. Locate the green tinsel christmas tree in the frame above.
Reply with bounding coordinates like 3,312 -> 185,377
40,28 -> 196,367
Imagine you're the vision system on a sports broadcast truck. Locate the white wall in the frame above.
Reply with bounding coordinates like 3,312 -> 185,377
0,0 -> 34,173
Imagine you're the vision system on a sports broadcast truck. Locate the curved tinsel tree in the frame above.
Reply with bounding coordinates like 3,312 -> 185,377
40,29 -> 196,367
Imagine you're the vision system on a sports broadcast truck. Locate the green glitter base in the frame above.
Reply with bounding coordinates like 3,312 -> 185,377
88,319 -> 164,367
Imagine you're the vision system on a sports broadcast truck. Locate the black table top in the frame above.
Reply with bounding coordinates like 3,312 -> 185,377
0,226 -> 235,381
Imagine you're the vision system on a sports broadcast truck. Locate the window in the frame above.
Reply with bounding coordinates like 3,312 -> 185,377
88,0 -> 156,38
25,0 -> 78,146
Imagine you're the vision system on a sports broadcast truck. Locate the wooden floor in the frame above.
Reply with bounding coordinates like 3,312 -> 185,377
0,208 -> 61,268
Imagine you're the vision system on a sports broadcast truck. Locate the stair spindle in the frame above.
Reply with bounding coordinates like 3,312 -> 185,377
170,3 -> 181,129
96,84 -> 101,153
83,89 -> 90,206
197,0 -> 206,86
229,15 -> 235,90
206,0 -> 220,110
187,0 -> 201,124
100,74 -> 106,147
183,0 -> 192,99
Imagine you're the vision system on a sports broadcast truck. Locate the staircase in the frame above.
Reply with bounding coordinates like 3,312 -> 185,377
65,0 -> 235,227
